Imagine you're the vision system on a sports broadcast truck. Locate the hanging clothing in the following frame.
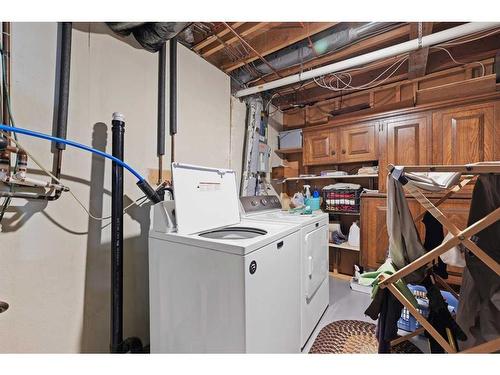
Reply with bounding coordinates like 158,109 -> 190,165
373,289 -> 403,353
422,212 -> 448,279
421,276 -> 466,353
361,260 -> 418,353
456,174 -> 500,351
386,173 -> 428,283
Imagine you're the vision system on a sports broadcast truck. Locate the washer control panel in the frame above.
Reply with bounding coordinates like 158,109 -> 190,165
240,195 -> 282,214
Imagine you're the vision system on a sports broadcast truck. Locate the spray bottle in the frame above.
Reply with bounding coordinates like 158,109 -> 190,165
303,184 -> 311,199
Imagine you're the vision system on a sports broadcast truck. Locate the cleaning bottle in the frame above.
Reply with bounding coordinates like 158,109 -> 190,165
348,221 -> 360,248
303,184 -> 311,199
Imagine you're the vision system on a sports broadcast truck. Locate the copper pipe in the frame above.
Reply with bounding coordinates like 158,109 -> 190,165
222,22 -> 283,78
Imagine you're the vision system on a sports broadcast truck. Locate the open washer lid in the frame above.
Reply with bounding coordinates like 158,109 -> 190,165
172,163 -> 241,235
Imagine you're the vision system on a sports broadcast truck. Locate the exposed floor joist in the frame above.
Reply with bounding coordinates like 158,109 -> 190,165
198,23 -> 271,58
247,23 -> 412,87
221,22 -> 337,73
274,32 -> 500,107
408,22 -> 434,79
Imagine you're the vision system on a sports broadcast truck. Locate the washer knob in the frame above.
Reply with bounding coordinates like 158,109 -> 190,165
260,198 -> 268,205
250,200 -> 258,206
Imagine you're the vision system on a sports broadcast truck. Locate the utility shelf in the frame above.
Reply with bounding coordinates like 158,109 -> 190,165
326,211 -> 360,216
274,148 -> 303,157
275,174 -> 378,183
329,242 -> 360,251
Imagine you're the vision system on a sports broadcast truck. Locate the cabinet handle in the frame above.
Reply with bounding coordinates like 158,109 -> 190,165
331,150 -> 336,155
341,149 -> 346,154
277,241 -> 284,249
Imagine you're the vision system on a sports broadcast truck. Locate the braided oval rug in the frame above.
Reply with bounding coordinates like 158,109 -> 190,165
309,320 -> 422,354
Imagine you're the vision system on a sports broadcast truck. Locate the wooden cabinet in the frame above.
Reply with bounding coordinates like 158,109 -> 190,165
303,122 -> 378,165
303,128 -> 339,165
360,196 -> 471,272
360,197 -> 424,270
432,102 -> 495,165
378,114 -> 431,192
338,122 -> 379,163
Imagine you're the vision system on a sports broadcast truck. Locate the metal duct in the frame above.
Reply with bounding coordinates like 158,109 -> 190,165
231,22 -> 399,86
236,22 -> 500,97
107,22 -> 190,52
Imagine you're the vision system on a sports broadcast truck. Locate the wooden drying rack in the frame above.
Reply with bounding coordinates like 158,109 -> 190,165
379,162 -> 500,354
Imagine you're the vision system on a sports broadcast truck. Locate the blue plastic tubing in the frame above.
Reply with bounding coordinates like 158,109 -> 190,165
0,124 -> 145,182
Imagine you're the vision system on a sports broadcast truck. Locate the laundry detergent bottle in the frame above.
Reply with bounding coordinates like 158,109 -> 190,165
347,221 -> 360,248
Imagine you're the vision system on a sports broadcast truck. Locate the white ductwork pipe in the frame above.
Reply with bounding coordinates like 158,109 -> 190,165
235,22 -> 500,98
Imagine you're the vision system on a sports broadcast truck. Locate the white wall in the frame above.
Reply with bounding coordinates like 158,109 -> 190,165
0,22 -> 234,353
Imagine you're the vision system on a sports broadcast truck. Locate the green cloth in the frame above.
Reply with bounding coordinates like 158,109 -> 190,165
359,259 -> 419,308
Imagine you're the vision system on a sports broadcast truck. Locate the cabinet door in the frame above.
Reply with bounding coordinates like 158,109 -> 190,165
339,122 -> 378,163
432,103 -> 494,164
379,114 -> 431,193
360,196 -> 471,272
303,129 -> 338,165
360,197 -> 423,270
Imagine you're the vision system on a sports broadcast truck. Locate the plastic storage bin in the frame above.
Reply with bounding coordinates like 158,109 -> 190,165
305,197 -> 321,211
323,187 -> 363,213
278,129 -> 302,149
397,284 -> 459,333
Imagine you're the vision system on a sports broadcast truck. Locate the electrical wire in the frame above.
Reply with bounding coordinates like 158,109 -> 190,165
313,55 -> 408,92
431,45 -> 485,77
436,28 -> 500,47
0,124 -> 146,182
5,134 -> 147,221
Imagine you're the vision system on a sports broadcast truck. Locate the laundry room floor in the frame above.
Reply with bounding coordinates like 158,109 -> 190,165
302,276 -> 430,353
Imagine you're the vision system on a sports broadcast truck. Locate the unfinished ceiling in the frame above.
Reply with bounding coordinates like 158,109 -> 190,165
181,22 -> 500,109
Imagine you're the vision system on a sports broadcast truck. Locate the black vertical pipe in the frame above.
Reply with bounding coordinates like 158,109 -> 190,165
157,43 -> 167,184
158,43 -> 166,156
2,22 -> 11,126
55,22 -> 72,150
111,112 -> 125,353
169,37 -> 177,162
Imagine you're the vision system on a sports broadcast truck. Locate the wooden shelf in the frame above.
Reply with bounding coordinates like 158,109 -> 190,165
274,148 -> 303,157
326,211 -> 360,216
329,271 -> 353,281
275,174 -> 378,183
329,242 -> 360,251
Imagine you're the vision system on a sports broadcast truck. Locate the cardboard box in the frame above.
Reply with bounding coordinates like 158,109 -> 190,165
272,161 -> 299,179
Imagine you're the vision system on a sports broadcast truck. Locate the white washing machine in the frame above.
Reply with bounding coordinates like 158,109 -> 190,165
149,163 -> 302,353
240,196 -> 329,349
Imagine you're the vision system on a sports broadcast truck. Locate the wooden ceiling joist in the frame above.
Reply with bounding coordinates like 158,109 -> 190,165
192,22 -> 244,52
274,33 -> 500,107
408,22 -> 434,79
221,22 -> 338,73
198,22 -> 271,58
248,24 -> 411,87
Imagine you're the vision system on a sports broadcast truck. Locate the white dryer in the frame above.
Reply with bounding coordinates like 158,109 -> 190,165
240,196 -> 329,349
149,163 -> 302,353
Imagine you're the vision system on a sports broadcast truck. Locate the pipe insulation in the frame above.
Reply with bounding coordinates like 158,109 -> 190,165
55,22 -> 72,149
232,22 -> 397,86
169,37 -> 178,164
169,37 -> 178,136
157,43 -> 166,157
235,22 -> 500,98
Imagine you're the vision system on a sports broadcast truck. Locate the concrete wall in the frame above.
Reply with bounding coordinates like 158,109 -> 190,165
0,22 -> 234,352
